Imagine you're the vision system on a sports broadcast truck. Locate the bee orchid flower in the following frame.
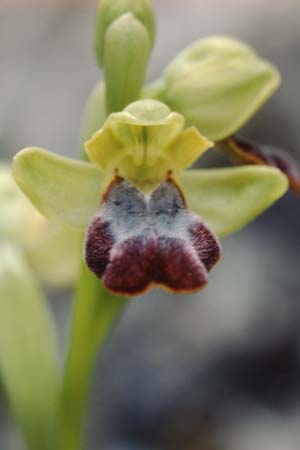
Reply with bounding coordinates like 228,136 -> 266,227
12,99 -> 288,296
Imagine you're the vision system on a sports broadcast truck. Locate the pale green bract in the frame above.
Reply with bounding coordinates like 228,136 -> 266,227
143,36 -> 280,141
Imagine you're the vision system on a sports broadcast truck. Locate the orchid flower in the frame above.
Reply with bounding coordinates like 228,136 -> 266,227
12,99 -> 288,297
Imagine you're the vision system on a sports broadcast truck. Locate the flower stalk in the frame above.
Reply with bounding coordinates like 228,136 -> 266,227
60,261 -> 126,450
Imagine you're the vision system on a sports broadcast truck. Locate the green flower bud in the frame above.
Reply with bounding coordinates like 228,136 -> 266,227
95,0 -> 156,67
153,36 -> 280,141
103,12 -> 151,113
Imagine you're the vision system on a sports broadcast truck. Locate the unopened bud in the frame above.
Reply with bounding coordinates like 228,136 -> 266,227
95,0 -> 156,67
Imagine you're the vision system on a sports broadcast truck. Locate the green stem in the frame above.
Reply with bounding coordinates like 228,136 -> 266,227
60,261 -> 127,450
59,57 -> 129,449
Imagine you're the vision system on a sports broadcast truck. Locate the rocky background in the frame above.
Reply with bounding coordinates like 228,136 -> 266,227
1,1 -> 300,449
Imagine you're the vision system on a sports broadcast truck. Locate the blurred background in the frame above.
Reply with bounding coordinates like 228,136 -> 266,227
1,0 -> 300,449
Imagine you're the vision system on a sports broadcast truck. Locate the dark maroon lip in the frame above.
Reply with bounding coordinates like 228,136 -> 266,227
84,176 -> 221,297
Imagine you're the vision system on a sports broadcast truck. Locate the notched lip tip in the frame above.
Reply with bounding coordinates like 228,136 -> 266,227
104,279 -> 209,298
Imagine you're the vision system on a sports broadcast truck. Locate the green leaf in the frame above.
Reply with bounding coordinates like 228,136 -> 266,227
160,36 -> 280,141
95,0 -> 156,67
180,165 -> 288,237
103,12 -> 151,113
0,243 -> 60,450
12,148 -> 104,229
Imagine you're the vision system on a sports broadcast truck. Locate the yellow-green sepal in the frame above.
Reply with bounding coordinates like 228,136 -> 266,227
180,165 -> 288,237
12,148 -> 104,229
160,36 -> 280,141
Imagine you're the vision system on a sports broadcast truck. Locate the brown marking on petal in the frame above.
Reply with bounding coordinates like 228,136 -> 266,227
100,172 -> 124,204
84,176 -> 220,297
85,217 -> 114,279
222,136 -> 300,193
190,222 -> 221,271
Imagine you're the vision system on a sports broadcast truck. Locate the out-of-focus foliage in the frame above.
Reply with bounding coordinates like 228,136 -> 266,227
0,164 -> 81,287
0,243 -> 60,450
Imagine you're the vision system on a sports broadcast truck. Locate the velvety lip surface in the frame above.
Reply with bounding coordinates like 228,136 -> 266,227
85,176 -> 221,296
